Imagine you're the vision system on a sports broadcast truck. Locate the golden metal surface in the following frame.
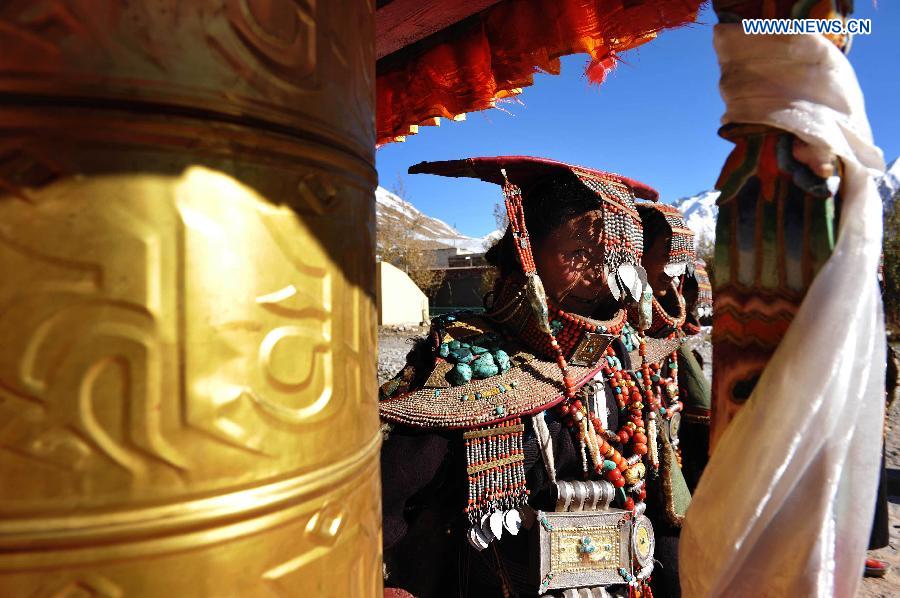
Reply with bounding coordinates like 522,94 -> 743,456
551,526 -> 621,572
0,1 -> 379,595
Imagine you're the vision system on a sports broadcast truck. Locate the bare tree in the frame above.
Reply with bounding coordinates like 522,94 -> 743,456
884,189 -> 900,331
493,201 -> 509,231
377,207 -> 445,297
479,267 -> 498,298
390,173 -> 407,200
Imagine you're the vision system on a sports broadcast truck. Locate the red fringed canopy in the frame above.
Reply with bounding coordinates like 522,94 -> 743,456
376,0 -> 704,145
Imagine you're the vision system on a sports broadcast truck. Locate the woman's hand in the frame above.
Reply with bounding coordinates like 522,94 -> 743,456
792,138 -> 838,179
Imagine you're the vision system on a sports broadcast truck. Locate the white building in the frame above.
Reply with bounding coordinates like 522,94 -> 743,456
376,261 -> 429,326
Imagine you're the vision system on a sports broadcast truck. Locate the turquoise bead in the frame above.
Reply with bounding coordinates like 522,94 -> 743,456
447,363 -> 472,386
449,340 -> 461,350
449,347 -> 473,363
472,363 -> 499,379
438,343 -> 449,358
493,349 -> 511,371
603,460 -> 617,472
471,353 -> 499,378
472,353 -> 495,368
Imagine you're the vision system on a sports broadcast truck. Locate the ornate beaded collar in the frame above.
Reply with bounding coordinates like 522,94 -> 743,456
378,313 -> 610,429
647,282 -> 686,337
378,312 -> 681,430
486,273 -> 628,365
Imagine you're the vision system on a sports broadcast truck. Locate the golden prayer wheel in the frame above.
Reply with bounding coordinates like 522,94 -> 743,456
0,1 -> 381,595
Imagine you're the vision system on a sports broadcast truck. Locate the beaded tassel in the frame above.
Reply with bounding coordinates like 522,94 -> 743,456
463,418 -> 529,527
501,169 -> 552,334
638,285 -> 653,331
575,174 -> 645,302
501,169 -> 535,275
525,273 -> 551,333
647,418 -> 659,471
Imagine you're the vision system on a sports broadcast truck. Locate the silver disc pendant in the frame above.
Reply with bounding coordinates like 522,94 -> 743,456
489,510 -> 505,540
503,509 -> 522,535
467,525 -> 489,551
480,513 -> 496,543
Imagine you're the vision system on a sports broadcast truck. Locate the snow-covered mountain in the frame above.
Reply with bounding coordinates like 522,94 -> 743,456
878,157 -> 900,214
376,186 -> 499,253
379,157 -> 898,257
671,190 -> 720,246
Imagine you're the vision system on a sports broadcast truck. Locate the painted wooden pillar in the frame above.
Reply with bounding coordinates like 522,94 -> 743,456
709,0 -> 851,449
0,1 -> 381,595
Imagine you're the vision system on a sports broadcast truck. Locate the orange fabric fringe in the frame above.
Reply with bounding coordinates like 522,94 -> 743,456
376,0 -> 703,145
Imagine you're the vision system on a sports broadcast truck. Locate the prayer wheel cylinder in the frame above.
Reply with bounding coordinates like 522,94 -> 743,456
0,1 -> 381,595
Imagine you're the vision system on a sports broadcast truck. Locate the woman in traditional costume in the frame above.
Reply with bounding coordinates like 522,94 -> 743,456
379,157 -> 688,598
632,204 -> 709,494
677,258 -> 713,492
681,259 -> 712,337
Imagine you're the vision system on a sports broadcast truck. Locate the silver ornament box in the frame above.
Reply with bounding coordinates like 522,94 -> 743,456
532,509 -> 651,593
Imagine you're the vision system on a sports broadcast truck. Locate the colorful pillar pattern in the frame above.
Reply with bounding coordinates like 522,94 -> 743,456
710,0 -> 852,448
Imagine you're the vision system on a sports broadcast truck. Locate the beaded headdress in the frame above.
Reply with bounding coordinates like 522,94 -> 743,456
693,258 -> 713,319
636,202 -> 696,278
408,157 -> 656,306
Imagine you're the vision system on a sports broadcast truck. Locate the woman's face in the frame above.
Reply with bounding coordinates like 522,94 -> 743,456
534,210 -> 612,316
642,231 -> 673,295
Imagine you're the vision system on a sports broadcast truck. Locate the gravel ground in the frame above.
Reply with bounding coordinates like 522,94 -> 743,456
860,343 -> 900,598
376,327 -> 898,594
858,340 -> 899,598
377,325 -> 429,385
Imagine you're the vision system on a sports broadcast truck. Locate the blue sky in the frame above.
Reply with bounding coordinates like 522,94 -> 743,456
375,2 -> 900,238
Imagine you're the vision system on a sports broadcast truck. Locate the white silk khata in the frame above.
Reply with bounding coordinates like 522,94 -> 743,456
680,26 -> 887,598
